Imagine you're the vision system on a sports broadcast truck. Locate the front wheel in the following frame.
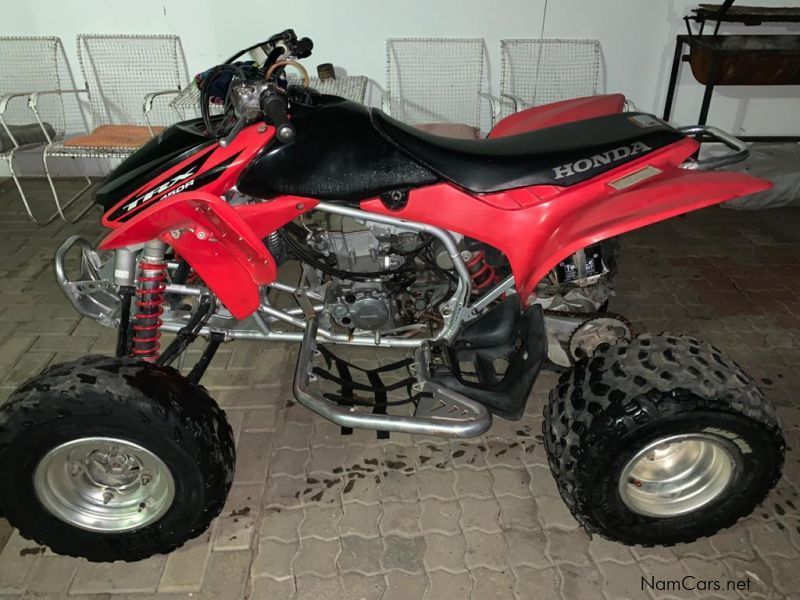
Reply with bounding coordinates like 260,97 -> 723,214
544,334 -> 784,546
0,355 -> 235,562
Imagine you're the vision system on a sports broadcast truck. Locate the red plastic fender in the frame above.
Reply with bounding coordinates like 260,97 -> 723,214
361,139 -> 771,303
489,94 -> 627,138
99,192 -> 318,318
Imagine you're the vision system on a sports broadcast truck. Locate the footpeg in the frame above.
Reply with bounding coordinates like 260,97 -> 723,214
293,318 -> 492,438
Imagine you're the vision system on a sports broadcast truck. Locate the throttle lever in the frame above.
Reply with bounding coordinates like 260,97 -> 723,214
261,93 -> 295,143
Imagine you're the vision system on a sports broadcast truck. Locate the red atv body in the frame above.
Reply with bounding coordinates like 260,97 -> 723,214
95,95 -> 767,319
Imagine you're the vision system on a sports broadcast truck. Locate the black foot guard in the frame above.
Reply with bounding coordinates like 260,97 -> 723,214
428,295 -> 547,420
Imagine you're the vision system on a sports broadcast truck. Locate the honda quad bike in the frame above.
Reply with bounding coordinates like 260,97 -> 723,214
0,30 -> 784,562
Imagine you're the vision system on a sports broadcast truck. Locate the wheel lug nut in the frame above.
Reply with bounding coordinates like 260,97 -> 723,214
102,491 -> 114,505
141,473 -> 152,486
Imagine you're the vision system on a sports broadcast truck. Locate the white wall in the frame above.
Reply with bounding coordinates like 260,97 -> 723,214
2,0 -> 800,176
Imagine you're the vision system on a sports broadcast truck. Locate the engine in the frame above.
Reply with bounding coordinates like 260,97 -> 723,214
295,214 -> 455,333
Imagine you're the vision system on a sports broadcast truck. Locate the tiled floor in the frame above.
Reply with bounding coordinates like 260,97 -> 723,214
0,179 -> 798,599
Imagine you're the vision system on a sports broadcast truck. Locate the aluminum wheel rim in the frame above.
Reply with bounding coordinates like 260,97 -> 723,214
34,437 -> 175,533
618,433 -> 736,518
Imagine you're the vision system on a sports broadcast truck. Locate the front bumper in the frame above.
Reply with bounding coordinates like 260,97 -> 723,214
54,235 -> 120,328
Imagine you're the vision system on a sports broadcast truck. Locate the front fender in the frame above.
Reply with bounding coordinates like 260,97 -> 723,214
99,191 -> 317,319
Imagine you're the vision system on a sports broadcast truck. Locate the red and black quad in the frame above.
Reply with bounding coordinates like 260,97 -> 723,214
0,30 -> 783,562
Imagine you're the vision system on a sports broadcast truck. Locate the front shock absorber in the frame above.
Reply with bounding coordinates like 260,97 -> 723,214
465,249 -> 499,292
131,240 -> 167,361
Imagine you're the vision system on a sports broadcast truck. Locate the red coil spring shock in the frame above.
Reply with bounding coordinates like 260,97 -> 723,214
465,250 -> 499,292
131,259 -> 167,361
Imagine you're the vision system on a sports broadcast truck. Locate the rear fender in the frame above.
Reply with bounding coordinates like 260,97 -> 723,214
99,192 -> 317,318
362,139 -> 771,301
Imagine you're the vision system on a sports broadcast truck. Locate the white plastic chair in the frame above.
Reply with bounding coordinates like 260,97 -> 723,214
384,38 -> 495,138
0,36 -> 75,224
30,34 -> 189,223
500,39 -> 602,118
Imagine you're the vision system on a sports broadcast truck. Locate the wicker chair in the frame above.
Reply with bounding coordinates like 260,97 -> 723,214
0,36 -> 76,224
29,34 -> 189,222
499,39 -> 603,119
384,38 -> 495,138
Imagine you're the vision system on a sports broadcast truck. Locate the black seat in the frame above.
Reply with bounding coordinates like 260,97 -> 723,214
371,110 -> 685,193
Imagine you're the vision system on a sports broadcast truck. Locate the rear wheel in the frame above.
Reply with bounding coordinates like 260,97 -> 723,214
543,334 -> 784,546
0,355 -> 235,562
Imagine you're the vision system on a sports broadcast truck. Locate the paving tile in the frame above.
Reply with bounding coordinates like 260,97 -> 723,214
264,475 -> 305,508
273,421 -> 315,450
535,495 -> 580,529
214,514 -> 255,551
597,560 -> 646,600
417,468 -> 457,500
464,530 -> 508,571
379,469 -> 420,501
504,528 -> 549,569
588,536 -> 636,565
233,431 -> 272,484
158,525 -> 215,593
339,501 -> 381,538
723,555 -> 778,598
270,447 -> 310,478
497,495 -> 539,531
24,554 -> 79,595
0,530 -> 42,594
491,467 -> 533,498
382,536 -> 426,574
197,550 -> 251,600
294,574 -> 345,600
470,567 -> 516,600
338,535 -> 384,575
294,538 -> 341,578
299,504 -> 342,540
423,533 -> 467,573
545,527 -> 591,567
380,500 -> 422,536
338,572 -> 386,600
70,555 -> 166,594
383,570 -> 427,600
425,570 -> 471,599
419,499 -> 461,535
561,563 -> 604,600
749,520 -> 799,559
259,505 -> 304,540
458,496 -> 501,533
252,538 -> 299,580
454,468 -> 493,499
513,566 -> 562,600
250,576 -> 295,600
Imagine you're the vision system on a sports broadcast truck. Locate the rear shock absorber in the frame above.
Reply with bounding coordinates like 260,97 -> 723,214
465,250 -> 499,292
131,240 -> 167,361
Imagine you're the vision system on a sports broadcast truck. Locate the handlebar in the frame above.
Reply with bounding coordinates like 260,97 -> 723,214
261,92 -> 295,143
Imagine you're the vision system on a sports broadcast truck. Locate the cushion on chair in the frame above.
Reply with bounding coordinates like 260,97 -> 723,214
63,125 -> 164,150
0,123 -> 56,153
413,123 -> 481,139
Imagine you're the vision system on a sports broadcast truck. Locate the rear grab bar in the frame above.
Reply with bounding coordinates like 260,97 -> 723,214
678,125 -> 750,171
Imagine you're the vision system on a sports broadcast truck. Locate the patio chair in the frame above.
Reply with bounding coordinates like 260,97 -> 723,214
0,36 -> 74,224
384,38 -> 495,139
29,34 -> 189,222
499,39 -> 603,118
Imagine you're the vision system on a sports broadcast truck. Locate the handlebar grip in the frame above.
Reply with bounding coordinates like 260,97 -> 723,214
261,93 -> 295,143
295,37 -> 314,59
